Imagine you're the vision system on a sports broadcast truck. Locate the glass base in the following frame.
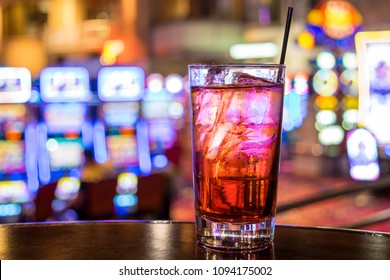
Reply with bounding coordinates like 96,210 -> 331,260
196,215 -> 275,250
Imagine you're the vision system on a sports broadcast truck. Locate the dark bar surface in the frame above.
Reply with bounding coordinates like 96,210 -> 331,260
1,221 -> 389,260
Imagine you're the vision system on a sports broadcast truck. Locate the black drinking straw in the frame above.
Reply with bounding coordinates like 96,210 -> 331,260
279,2 -> 294,65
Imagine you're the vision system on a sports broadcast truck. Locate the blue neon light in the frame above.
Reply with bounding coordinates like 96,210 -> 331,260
36,123 -> 51,184
136,119 -> 152,175
0,203 -> 22,217
113,194 -> 138,207
153,154 -> 169,169
82,121 -> 94,149
93,121 -> 108,164
25,122 -> 39,193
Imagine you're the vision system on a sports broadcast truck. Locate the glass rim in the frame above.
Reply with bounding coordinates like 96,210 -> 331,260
188,63 -> 286,69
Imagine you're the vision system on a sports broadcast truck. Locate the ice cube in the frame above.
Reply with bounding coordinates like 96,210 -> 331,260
224,92 -> 244,124
205,67 -> 229,85
205,122 -> 234,159
244,91 -> 269,125
232,72 -> 276,86
195,89 -> 221,129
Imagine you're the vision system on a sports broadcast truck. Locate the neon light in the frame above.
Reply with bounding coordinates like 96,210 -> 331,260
25,123 -> 39,193
55,177 -> 81,200
168,102 -> 184,119
147,74 -> 164,93
101,40 -> 125,65
293,71 -> 309,95
0,203 -> 22,217
113,194 -> 138,207
136,119 -> 152,175
93,121 -> 108,164
340,69 -> 359,96
46,138 -> 59,152
318,125 -> 345,146
229,42 -> 279,60
343,109 -> 358,124
153,154 -> 169,169
316,110 -> 337,126
314,96 -> 338,110
166,74 -> 183,94
316,51 -> 337,69
0,181 -> 29,203
82,121 -> 94,149
313,69 -> 339,96
341,52 -> 357,69
347,128 -> 380,181
97,66 -> 145,101
37,123 -> 51,184
297,30 -> 315,50
116,172 -> 138,194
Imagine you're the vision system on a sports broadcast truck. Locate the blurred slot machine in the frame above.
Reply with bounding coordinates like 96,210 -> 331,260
0,67 -> 39,222
143,74 -> 186,170
95,66 -> 146,217
349,30 -> 390,181
36,67 -> 93,220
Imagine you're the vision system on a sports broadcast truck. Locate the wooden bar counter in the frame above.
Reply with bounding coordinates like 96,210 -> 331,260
1,221 -> 389,260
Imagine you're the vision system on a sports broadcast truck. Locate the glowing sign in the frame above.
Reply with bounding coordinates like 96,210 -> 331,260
40,67 -> 90,102
98,66 -> 145,101
0,67 -> 31,103
346,128 -> 379,181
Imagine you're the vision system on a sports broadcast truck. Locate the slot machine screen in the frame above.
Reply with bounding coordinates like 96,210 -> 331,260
101,102 -> 139,127
0,141 -> 25,174
43,103 -> 87,134
0,104 -> 27,136
106,135 -> 138,168
47,139 -> 85,171
147,120 -> 176,151
40,67 -> 90,102
98,67 -> 144,102
0,180 -> 29,203
141,100 -> 170,119
0,68 -> 31,103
